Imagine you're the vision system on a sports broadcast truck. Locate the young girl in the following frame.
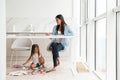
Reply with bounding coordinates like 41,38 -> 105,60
23,44 -> 45,70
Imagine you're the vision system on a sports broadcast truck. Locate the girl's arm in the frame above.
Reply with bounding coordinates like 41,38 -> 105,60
23,56 -> 32,66
39,55 -> 45,67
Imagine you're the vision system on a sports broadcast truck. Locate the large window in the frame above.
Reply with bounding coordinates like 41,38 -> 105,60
81,0 -> 107,79
84,0 -> 119,80
95,0 -> 107,80
96,18 -> 106,79
118,0 -> 120,6
85,0 -> 107,79
96,0 -> 106,16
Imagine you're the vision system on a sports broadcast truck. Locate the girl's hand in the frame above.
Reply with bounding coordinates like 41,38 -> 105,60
22,63 -> 26,66
22,65 -> 26,70
22,64 -> 26,69
45,32 -> 51,36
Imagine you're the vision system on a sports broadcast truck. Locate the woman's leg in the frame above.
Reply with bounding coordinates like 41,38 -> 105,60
55,43 -> 64,66
57,57 -> 60,65
50,42 -> 64,70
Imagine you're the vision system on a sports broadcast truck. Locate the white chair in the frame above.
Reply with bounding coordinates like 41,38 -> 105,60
10,38 -> 32,66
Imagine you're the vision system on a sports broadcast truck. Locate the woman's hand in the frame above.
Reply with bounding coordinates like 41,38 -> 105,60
45,32 -> 51,36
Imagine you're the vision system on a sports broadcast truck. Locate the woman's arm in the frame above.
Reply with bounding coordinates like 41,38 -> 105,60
64,25 -> 74,36
46,26 -> 57,36
52,26 -> 57,35
46,26 -> 57,42
23,56 -> 32,66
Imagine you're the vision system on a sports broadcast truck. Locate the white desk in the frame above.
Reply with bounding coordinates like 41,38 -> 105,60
6,32 -> 74,38
7,32 -> 47,35
6,32 -> 77,75
7,35 -> 74,39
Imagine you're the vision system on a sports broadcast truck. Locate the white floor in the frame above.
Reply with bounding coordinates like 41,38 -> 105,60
6,63 -> 99,80
6,52 -> 100,80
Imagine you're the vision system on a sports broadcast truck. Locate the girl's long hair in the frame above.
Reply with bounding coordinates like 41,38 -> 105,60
30,44 -> 40,57
56,14 -> 67,35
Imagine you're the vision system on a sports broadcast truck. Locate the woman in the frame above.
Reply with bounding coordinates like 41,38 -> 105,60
46,14 -> 73,71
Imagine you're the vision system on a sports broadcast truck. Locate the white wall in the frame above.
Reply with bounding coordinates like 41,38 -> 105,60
6,0 -> 73,32
6,17 -> 74,32
0,0 -> 6,80
6,0 -> 72,17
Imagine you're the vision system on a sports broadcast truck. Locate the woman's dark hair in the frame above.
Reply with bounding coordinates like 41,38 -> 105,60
30,44 -> 40,57
56,14 -> 66,34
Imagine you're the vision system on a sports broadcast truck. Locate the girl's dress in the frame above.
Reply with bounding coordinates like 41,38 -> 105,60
32,53 -> 41,67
